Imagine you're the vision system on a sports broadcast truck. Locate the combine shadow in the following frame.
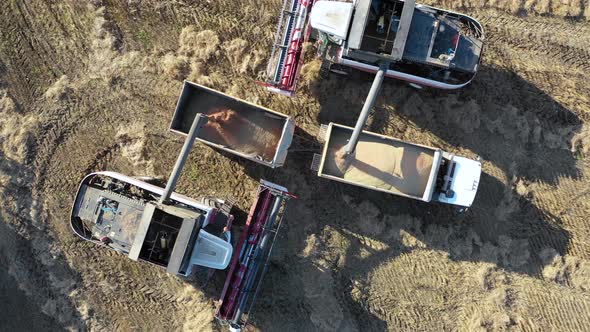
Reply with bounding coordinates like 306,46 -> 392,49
227,81 -> 576,328
194,62 -> 580,329
307,64 -> 583,186
0,214 -> 86,330
236,145 -> 571,329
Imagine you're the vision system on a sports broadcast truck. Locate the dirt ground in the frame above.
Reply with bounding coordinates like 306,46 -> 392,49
0,0 -> 589,331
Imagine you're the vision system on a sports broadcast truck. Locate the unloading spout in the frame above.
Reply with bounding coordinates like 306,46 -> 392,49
160,113 -> 208,204
343,62 -> 389,155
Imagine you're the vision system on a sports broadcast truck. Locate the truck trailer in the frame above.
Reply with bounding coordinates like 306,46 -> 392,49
313,123 -> 481,207
170,81 -> 294,168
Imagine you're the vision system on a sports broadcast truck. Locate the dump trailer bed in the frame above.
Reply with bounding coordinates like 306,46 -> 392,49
315,123 -> 441,201
170,82 -> 294,168
313,123 -> 481,207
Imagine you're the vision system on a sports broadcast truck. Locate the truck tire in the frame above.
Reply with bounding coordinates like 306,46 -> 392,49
201,197 -> 223,209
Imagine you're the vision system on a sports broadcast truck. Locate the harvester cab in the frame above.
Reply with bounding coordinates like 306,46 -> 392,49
127,201 -> 233,275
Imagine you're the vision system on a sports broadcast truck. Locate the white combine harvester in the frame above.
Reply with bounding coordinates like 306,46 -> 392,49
264,0 -> 484,94
72,91 -> 298,332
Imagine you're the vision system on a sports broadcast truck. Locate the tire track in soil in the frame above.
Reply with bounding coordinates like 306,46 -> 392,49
480,14 -> 590,45
482,13 -> 590,72
4,1 -> 590,331
479,14 -> 590,262
31,51 -> 203,327
525,285 -> 590,332
0,1 -> 91,104
36,103 -> 189,329
35,9 -> 206,317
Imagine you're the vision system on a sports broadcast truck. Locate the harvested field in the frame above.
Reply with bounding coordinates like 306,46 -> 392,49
0,0 -> 589,331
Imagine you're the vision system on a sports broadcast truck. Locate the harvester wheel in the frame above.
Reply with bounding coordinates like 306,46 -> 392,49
228,323 -> 242,332
408,83 -> 424,90
201,197 -> 223,209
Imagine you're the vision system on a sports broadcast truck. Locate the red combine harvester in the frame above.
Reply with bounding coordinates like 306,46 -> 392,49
262,0 -> 316,96
216,182 -> 296,331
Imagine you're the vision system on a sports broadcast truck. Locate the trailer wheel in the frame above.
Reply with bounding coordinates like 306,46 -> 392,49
229,323 -> 242,332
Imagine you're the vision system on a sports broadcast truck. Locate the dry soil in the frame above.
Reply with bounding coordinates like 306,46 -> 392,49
0,0 -> 589,331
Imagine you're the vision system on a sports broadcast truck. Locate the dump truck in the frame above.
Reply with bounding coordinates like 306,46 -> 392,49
170,81 -> 294,168
312,123 -> 481,207
264,0 -> 484,95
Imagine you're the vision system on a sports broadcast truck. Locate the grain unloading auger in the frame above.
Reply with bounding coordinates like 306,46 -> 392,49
263,0 -> 484,94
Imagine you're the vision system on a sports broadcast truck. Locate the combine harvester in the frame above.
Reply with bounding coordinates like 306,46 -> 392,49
71,115 -> 235,275
72,97 -> 296,331
264,0 -> 484,94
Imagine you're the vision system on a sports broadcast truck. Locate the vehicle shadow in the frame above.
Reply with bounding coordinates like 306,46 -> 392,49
306,64 -> 583,186
0,211 -> 86,330
228,118 -> 572,330
193,61 -> 580,330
